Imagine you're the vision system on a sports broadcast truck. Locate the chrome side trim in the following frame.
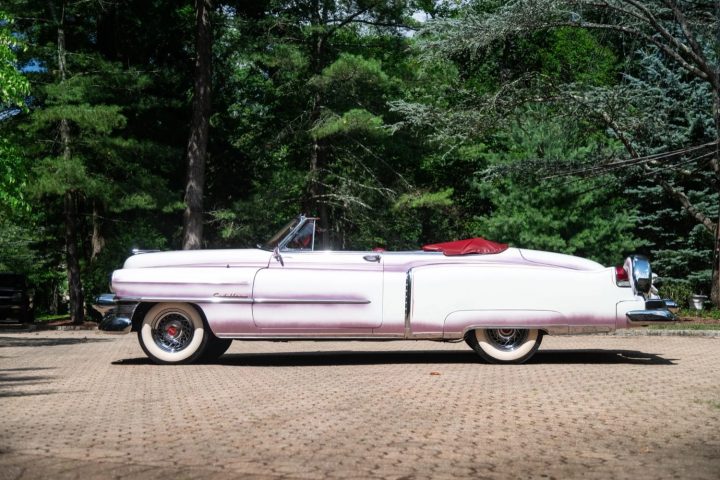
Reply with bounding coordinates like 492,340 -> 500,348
120,296 -> 254,304
214,335 -> 402,341
253,298 -> 370,304
404,269 -> 413,339
117,296 -> 369,305
114,281 -> 250,286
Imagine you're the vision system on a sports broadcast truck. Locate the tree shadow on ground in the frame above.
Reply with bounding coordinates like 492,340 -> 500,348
0,336 -> 112,348
0,367 -> 58,398
113,348 -> 675,367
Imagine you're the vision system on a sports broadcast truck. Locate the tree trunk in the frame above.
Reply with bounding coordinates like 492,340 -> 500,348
65,190 -> 84,324
182,0 -> 213,250
91,200 -> 105,261
49,280 -> 58,315
308,3 -> 331,247
57,2 -> 84,324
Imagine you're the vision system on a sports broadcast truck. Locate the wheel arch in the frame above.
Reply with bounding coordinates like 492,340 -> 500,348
461,325 -> 552,339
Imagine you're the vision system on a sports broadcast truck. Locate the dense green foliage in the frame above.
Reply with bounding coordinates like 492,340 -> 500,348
0,10 -> 29,108
0,0 -> 716,316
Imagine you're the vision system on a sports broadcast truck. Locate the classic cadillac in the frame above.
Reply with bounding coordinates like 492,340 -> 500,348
94,215 -> 677,364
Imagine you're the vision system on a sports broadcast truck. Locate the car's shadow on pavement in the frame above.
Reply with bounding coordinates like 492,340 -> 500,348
113,348 -> 676,366
529,349 -> 675,365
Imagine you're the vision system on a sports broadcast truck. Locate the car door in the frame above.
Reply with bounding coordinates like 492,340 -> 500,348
252,251 -> 383,331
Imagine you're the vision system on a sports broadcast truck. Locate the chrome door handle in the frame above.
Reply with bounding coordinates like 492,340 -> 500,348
363,255 -> 381,262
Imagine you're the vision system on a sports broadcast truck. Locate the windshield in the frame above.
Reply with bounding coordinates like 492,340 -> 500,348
261,217 -> 302,250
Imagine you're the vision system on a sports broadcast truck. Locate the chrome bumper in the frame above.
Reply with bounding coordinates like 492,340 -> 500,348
92,295 -> 138,334
626,299 -> 678,326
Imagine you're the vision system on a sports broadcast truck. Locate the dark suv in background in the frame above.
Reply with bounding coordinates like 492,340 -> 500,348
0,273 -> 33,324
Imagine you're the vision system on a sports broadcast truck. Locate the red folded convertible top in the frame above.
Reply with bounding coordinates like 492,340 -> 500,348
422,237 -> 508,256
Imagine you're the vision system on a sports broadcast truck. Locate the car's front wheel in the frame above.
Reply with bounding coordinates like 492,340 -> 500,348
200,336 -> 233,362
138,303 -> 210,364
465,328 -> 543,364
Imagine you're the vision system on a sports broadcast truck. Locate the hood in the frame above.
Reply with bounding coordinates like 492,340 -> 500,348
122,248 -> 271,269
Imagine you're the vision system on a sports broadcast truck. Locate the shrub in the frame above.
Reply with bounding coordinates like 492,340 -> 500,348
658,280 -> 693,307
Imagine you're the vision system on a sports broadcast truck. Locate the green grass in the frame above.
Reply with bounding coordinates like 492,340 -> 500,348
649,323 -> 720,330
35,314 -> 71,323
677,308 -> 720,319
694,398 -> 720,410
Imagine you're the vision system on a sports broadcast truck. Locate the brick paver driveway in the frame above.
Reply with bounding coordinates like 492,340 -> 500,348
1,331 -> 719,479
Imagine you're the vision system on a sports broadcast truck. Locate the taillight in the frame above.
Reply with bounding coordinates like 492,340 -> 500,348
615,265 -> 629,285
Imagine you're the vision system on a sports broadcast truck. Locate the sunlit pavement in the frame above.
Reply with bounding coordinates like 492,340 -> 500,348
1,331 -> 719,479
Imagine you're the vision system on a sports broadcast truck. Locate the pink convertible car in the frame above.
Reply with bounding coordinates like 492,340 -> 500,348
94,215 -> 677,364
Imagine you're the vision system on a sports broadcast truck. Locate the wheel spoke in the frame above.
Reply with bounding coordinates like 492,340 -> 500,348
486,329 -> 528,351
151,312 -> 195,353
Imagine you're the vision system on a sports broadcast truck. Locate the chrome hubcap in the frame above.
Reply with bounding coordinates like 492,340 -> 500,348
485,329 -> 528,351
151,312 -> 194,352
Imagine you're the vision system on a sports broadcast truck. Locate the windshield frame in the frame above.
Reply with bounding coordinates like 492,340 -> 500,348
260,216 -> 305,251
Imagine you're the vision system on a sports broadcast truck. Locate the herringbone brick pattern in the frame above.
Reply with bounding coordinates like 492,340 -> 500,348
1,332 -> 719,479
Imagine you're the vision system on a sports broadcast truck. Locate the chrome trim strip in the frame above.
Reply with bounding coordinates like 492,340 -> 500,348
215,335 -> 400,341
116,296 -> 369,305
253,298 -> 370,304
404,269 -> 413,339
115,281 -> 250,286
120,296 -> 254,304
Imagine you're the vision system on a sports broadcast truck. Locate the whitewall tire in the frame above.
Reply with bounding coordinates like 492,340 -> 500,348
138,303 -> 209,364
466,328 -> 543,364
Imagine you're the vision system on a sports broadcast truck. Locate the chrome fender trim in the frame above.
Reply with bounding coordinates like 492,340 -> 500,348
404,269 -> 413,338
117,296 -> 369,305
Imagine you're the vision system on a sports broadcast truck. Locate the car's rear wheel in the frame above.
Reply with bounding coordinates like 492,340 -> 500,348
465,328 -> 542,364
138,303 -> 209,364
